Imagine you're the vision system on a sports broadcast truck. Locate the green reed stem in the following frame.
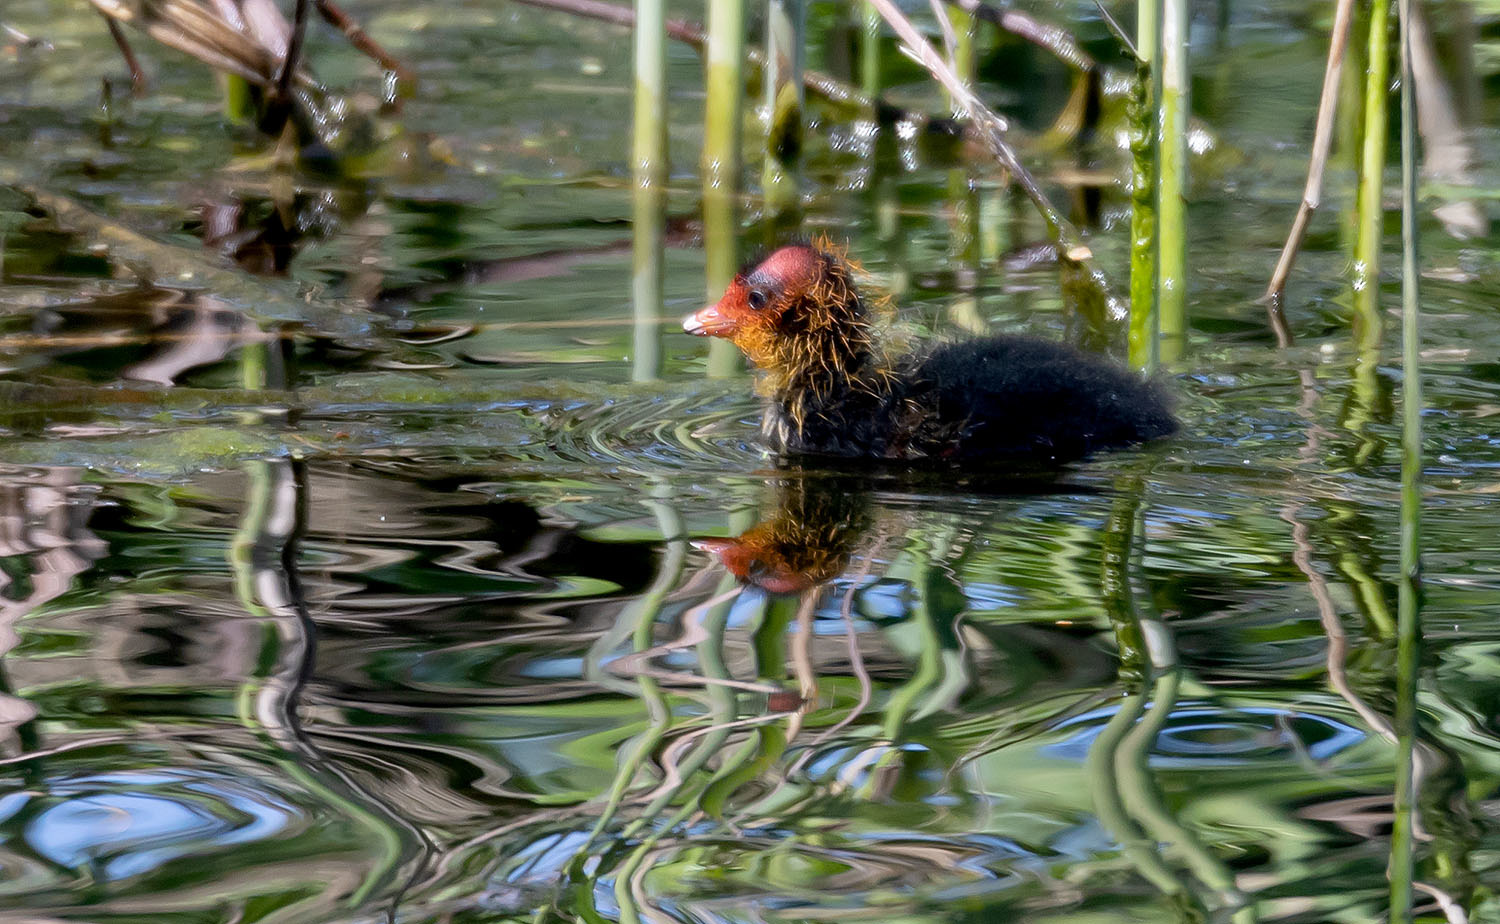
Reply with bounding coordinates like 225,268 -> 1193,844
860,1 -> 882,97
1390,0 -> 1422,917
703,0 -> 747,377
1128,0 -> 1160,372
1156,0 -> 1187,363
1352,0 -> 1390,351
632,0 -> 668,381
946,6 -> 981,332
763,0 -> 806,225
1337,6 -> 1366,259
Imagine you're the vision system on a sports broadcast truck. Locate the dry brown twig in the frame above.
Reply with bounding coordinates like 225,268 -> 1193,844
1262,0 -> 1356,347
88,0 -> 412,90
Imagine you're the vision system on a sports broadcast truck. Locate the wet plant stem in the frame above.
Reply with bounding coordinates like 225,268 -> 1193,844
631,0 -> 668,381
1156,0 -> 1187,363
1390,0 -> 1421,916
943,1 -> 981,330
1127,0 -> 1160,372
703,0 -> 746,376
865,0 -> 1115,307
861,1 -> 883,96
1353,0 -> 1390,351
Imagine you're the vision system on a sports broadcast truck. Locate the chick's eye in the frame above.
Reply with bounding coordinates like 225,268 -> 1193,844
747,289 -> 768,310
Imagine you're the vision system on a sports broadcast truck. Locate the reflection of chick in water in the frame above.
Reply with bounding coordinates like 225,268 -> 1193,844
694,473 -> 871,595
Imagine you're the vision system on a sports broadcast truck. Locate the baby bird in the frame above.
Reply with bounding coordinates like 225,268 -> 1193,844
683,242 -> 1176,464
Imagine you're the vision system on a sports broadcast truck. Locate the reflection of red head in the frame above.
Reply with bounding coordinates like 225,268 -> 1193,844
694,473 -> 869,596
690,536 -> 818,595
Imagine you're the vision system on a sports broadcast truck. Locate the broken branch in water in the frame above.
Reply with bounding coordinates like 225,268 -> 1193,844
1262,0 -> 1355,347
276,0 -> 311,102
87,0 -> 412,91
864,0 -> 1104,283
312,0 -> 414,85
945,0 -> 1098,73
102,14 -> 148,95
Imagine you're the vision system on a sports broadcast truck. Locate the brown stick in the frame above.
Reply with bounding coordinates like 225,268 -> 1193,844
947,0 -> 1097,73
1091,1 -> 1137,59
102,13 -> 148,96
277,0 -> 311,101
1262,0 -> 1357,344
313,0 -> 414,84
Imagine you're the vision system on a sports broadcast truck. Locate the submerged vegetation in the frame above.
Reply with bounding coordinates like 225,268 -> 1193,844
0,1 -> 1498,922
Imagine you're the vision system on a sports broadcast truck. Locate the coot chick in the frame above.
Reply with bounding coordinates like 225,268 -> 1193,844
683,243 -> 1175,464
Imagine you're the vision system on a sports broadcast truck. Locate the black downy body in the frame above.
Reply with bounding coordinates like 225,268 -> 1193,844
770,335 -> 1177,464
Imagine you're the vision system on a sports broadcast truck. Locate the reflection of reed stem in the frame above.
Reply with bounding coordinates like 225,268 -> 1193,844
229,460 -> 421,911
1116,627 -> 1254,921
581,484 -> 685,849
1093,468 -> 1204,912
1086,689 -> 1190,900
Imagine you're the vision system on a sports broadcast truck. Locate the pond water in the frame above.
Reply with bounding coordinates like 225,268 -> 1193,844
2,0 -> 1500,921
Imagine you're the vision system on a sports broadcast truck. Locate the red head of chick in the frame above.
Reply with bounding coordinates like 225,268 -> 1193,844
684,242 -> 1175,464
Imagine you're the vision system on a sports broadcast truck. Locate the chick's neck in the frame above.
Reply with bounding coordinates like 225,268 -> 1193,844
756,277 -> 887,430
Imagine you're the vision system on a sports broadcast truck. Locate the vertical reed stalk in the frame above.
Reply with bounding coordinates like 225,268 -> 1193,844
1128,0 -> 1161,371
763,0 -> 807,226
860,2 -> 883,97
946,6 -> 981,331
1352,0 -> 1390,351
1337,7 -> 1366,257
1156,0 -> 1188,363
702,0 -> 747,376
1390,0 -> 1421,918
632,0 -> 669,381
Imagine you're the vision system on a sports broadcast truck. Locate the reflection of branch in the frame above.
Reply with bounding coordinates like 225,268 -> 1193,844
1280,374 -> 1432,841
230,460 -> 433,912
17,186 -> 380,342
0,471 -> 106,755
787,540 -> 883,778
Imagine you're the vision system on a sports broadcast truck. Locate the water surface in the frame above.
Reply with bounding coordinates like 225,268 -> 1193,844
2,1 -> 1499,922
